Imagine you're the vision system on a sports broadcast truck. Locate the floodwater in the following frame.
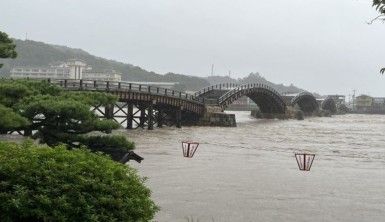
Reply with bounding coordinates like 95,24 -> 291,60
123,112 -> 385,222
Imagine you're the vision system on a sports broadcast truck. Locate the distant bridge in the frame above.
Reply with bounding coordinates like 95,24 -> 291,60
320,96 -> 337,113
282,92 -> 319,114
217,84 -> 287,114
195,83 -> 337,115
195,83 -> 287,115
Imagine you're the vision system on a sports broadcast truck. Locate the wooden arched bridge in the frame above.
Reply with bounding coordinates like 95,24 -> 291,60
321,96 -> 337,114
218,84 -> 287,114
19,79 -> 336,130
194,83 -> 337,115
50,80 -> 337,127
219,84 -> 286,114
282,92 -> 319,114
195,82 -> 287,115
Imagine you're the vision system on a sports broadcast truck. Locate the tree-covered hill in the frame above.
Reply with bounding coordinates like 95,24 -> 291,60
0,39 -> 310,94
0,39 -> 210,91
205,73 -> 308,95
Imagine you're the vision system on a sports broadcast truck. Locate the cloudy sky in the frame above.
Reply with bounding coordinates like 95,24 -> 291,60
2,0 -> 385,96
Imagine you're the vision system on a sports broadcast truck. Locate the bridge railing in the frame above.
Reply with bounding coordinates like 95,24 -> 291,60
194,83 -> 239,97
218,83 -> 282,104
48,79 -> 205,104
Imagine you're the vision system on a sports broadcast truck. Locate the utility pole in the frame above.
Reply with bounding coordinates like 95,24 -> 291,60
211,64 -> 214,76
348,94 -> 351,106
352,89 -> 356,112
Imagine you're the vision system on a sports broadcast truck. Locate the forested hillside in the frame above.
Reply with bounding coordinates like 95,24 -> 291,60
0,39 -> 210,91
0,39 -> 309,93
206,73 -> 306,94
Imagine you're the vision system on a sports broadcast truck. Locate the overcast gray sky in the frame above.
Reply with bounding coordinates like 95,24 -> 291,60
2,0 -> 385,96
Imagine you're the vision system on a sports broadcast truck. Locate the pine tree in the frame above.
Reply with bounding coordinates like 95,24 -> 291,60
0,31 -> 17,68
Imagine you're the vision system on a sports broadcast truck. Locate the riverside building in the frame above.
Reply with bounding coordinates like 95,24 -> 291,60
10,59 -> 122,81
354,94 -> 385,114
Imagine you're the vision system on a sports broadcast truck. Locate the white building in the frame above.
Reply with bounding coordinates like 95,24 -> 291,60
82,70 -> 122,81
10,59 -> 121,81
66,59 -> 87,79
10,66 -> 71,79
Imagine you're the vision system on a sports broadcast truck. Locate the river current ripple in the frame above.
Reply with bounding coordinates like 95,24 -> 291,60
122,112 -> 385,222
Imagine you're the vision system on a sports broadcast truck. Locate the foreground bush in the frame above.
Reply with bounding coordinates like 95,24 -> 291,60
0,141 -> 158,222
0,104 -> 29,133
0,79 -> 135,163
78,135 -> 135,162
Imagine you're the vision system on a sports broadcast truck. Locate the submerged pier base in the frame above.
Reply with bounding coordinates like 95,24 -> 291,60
196,106 -> 236,127
250,109 -> 288,120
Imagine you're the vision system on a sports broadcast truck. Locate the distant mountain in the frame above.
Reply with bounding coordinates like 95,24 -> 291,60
206,76 -> 237,85
0,39 -> 310,94
0,39 -> 210,91
205,73 -> 306,94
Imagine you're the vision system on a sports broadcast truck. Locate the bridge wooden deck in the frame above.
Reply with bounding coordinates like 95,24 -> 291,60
48,79 -> 206,130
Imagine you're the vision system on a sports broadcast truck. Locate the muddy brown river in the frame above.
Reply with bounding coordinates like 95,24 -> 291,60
122,112 -> 385,222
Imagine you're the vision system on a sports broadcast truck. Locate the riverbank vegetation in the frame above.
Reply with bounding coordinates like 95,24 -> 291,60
0,140 -> 158,221
0,78 -> 158,221
0,31 -> 17,68
0,33 -> 158,221
0,79 -> 159,221
0,79 -> 136,161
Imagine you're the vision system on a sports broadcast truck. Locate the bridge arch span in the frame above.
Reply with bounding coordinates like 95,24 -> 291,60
322,96 -> 337,114
194,83 -> 239,97
291,92 -> 319,114
218,83 -> 287,114
194,83 -> 239,104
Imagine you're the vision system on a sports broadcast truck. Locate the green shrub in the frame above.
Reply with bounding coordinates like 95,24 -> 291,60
1,79 -> 132,163
0,104 -> 29,132
0,82 -> 34,107
18,95 -> 120,146
0,80 -> 61,107
79,135 -> 135,161
0,141 -> 158,222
